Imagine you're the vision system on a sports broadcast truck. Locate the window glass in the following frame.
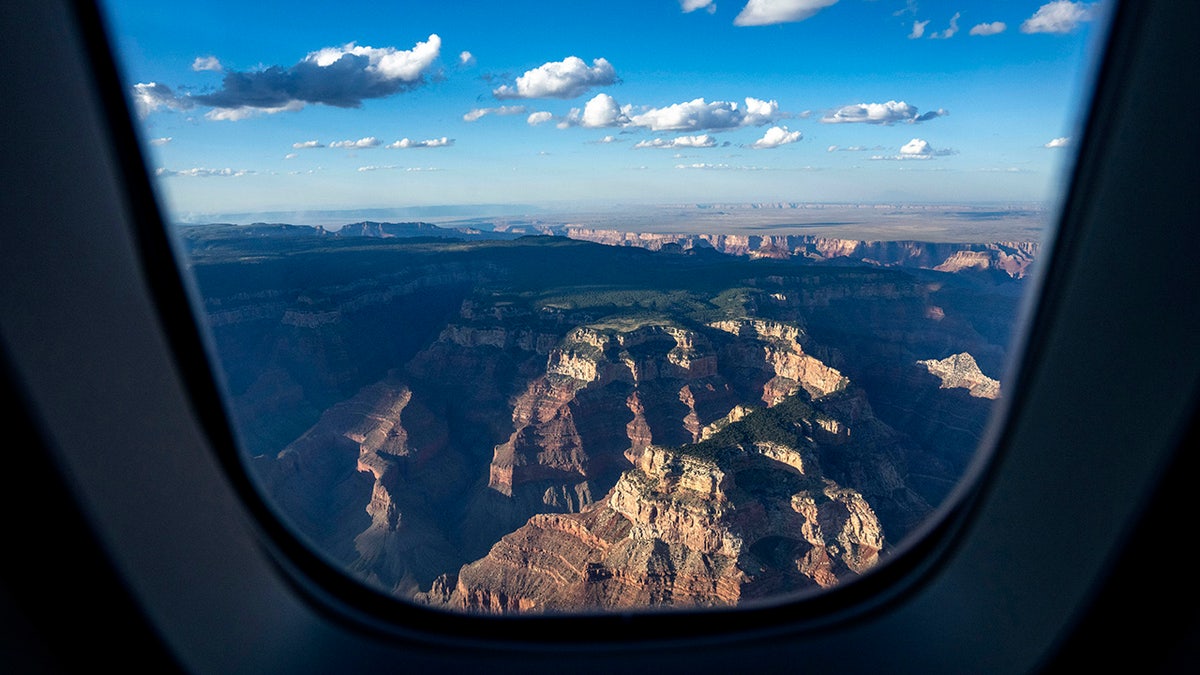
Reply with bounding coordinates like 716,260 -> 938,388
99,0 -> 1105,614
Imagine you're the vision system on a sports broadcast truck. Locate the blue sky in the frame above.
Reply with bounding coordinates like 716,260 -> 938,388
101,0 -> 1108,221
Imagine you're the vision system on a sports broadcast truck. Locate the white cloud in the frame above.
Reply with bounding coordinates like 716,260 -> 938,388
674,163 -> 767,170
579,93 -> 632,128
191,56 -> 222,72
304,36 -> 442,81
734,0 -> 840,26
155,167 -> 253,177
1021,1 -> 1095,34
204,100 -> 305,121
459,51 -> 476,66
493,56 -> 617,99
821,100 -> 946,125
463,105 -> 528,122
527,111 -> 554,125
909,20 -> 929,39
329,137 -> 382,148
596,135 -> 620,143
680,0 -> 717,12
358,165 -> 440,172
900,138 -> 934,155
1044,136 -> 1071,148
284,152 -> 298,159
871,137 -> 955,159
387,137 -> 453,149
292,140 -> 324,149
634,134 -> 718,149
752,126 -> 802,148
827,145 -> 879,152
190,35 -> 441,118
930,12 -> 960,39
969,21 -> 1007,36
148,137 -> 172,146
629,97 -> 778,132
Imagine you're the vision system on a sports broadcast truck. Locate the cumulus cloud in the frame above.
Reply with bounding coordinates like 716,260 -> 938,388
969,21 -> 1007,36
871,138 -> 955,159
1044,136 -> 1071,148
292,140 -> 324,149
387,137 -> 453,148
155,167 -> 253,177
493,56 -> 617,99
596,135 -> 621,143
284,152 -> 298,159
459,51 -> 476,66
634,134 -> 719,149
900,138 -> 936,155
909,20 -> 929,39
329,137 -> 382,148
1021,1 -> 1095,34
148,137 -> 172,146
752,126 -> 802,148
821,100 -> 946,125
629,97 -> 778,131
463,105 -> 528,122
554,95 -> 777,132
191,56 -> 222,72
680,0 -> 717,12
930,12 -> 960,38
576,93 -> 632,128
527,111 -> 554,125
180,35 -> 441,119
734,0 -> 840,26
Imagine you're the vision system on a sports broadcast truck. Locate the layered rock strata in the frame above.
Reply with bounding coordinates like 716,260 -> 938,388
424,394 -> 897,614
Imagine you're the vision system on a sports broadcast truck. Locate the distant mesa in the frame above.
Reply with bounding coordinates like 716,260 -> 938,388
177,216 -> 1040,280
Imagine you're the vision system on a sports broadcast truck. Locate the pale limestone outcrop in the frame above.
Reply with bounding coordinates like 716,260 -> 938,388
916,352 -> 1001,399
700,404 -> 754,440
711,318 -> 848,402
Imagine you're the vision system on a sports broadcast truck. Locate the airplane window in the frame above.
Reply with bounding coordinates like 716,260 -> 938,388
95,0 -> 1108,615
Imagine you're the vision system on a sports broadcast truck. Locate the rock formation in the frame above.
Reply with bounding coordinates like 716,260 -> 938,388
916,352 -> 1001,399
179,227 -> 1018,613
423,393 -> 903,614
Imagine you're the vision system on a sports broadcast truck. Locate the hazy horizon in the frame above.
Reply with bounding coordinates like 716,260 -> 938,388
171,200 -> 1053,243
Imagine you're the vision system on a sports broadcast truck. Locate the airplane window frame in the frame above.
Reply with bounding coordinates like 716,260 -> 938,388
79,0 -> 1052,636
2,0 -> 1198,671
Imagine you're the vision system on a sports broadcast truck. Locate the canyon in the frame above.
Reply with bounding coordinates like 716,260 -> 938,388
179,220 -> 1025,614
